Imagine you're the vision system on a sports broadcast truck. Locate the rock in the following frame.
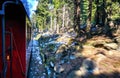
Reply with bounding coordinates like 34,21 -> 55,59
114,36 -> 120,41
45,66 -> 52,77
55,53 -> 63,60
92,40 -> 113,48
66,59 -> 95,78
115,26 -> 120,36
81,59 -> 95,72
90,26 -> 98,35
115,36 -> 120,46
68,28 -> 74,33
50,61 -> 54,67
57,34 -> 73,44
55,45 -> 68,60
68,29 -> 77,37
85,36 -> 113,46
45,43 -> 57,53
117,47 -> 120,51
54,64 -> 64,73
108,50 -> 120,57
70,55 -> 76,60
66,69 -> 82,78
56,45 -> 67,53
60,60 -> 65,64
104,43 -> 118,50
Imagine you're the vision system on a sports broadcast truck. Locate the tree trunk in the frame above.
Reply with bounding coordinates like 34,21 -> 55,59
88,0 -> 92,23
73,0 -> 81,36
95,0 -> 99,25
66,8 -> 69,27
54,17 -> 57,32
62,5 -> 65,28
54,10 -> 57,32
57,24 -> 59,33
87,0 -> 92,38
50,15 -> 53,31
56,10 -> 59,33
102,0 -> 107,26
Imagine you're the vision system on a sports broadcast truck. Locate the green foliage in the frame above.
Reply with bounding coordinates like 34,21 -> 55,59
33,0 -> 120,32
35,0 -> 50,30
107,1 -> 120,20
80,0 -> 89,24
35,0 -> 66,31
91,1 -> 97,23
53,0 -> 61,9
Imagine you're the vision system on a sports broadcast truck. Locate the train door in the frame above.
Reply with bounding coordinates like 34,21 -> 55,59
0,22 -> 13,78
5,30 -> 13,78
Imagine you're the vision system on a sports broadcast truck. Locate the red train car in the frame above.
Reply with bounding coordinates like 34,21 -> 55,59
0,0 -> 32,78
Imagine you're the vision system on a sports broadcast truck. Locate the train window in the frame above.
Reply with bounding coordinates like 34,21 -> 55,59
26,18 -> 32,47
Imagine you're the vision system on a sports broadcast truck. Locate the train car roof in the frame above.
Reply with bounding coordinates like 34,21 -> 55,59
20,0 -> 38,18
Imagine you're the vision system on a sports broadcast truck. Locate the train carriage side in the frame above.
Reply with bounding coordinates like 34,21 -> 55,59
0,1 -> 32,78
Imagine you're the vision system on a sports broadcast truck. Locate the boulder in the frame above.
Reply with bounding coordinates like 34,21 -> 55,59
104,43 -> 118,50
115,36 -> 120,43
54,64 -> 64,73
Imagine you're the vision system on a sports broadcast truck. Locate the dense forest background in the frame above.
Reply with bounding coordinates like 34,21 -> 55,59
32,0 -> 120,38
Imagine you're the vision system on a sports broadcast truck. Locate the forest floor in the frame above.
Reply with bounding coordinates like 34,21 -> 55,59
54,29 -> 120,78
74,35 -> 120,78
28,27 -> 120,78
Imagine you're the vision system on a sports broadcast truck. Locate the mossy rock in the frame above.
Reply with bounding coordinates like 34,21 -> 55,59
57,36 -> 73,44
56,44 -> 68,54
46,56 -> 56,64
